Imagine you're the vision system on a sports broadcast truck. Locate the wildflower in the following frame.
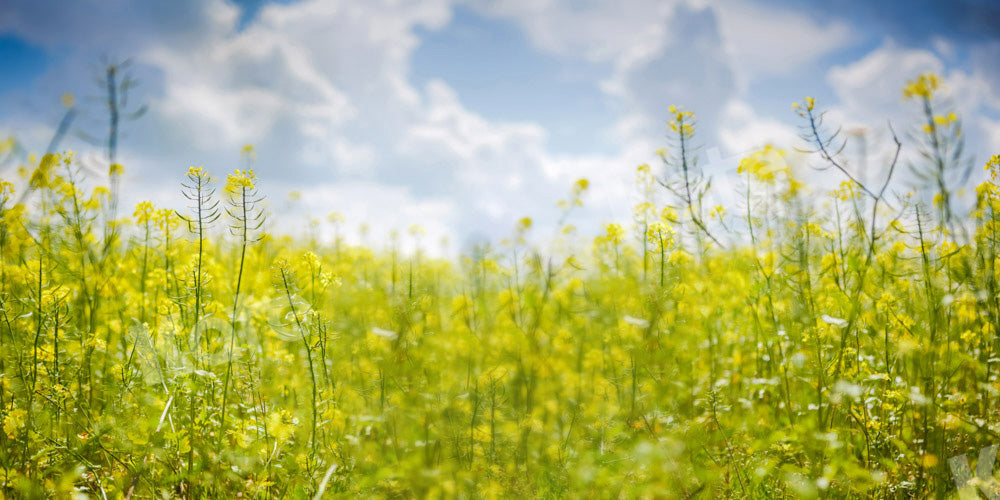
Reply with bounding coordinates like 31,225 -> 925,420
646,221 -> 675,249
266,410 -> 296,443
667,105 -> 695,135
3,408 -> 26,438
902,73 -> 941,101
134,201 -> 155,225
240,143 -> 256,162
30,153 -> 59,189
709,205 -> 726,219
226,169 -> 256,193
0,180 -> 14,203
738,145 -> 788,182
319,272 -> 341,288
792,97 -> 816,116
153,208 -> 180,231
933,112 -> 957,127
668,249 -> 691,265
833,180 -> 858,201
272,258 -> 294,286
408,224 -> 426,237
633,202 -> 655,222
603,223 -> 624,245
109,163 -> 124,176
186,165 -> 210,182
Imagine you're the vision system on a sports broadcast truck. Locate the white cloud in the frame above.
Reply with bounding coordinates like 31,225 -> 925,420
2,0 -> 998,252
824,41 -> 1000,196
981,117 -> 1000,155
141,12 -> 358,165
712,0 -> 853,79
468,0 -> 676,64
119,0 -> 640,243
602,3 -> 736,149
273,181 -> 459,253
717,99 -> 799,155
827,42 -> 943,126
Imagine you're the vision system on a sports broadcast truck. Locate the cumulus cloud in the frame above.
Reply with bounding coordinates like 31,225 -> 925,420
711,0 -> 854,80
717,99 -> 799,155
824,40 -> 1000,194
604,3 -> 735,143
827,43 -> 944,125
1,0 -> 997,254
467,0 -> 676,64
19,0 -> 630,249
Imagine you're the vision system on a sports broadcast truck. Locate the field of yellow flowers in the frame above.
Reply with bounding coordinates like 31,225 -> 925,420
1,74 -> 998,498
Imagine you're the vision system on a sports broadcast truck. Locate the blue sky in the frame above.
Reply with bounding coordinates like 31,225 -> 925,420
1,0 -> 998,249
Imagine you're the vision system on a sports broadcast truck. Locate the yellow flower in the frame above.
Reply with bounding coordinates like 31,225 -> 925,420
603,223 -> 624,245
30,153 -> 60,189
668,249 -> 692,265
186,165 -> 211,182
661,206 -> 677,222
408,224 -> 426,237
0,180 -> 14,202
934,112 -> 958,126
225,168 -> 257,193
986,154 -> 1000,178
667,105 -> 695,135
737,145 -> 788,182
153,208 -> 180,231
647,221 -> 675,249
133,201 -> 155,225
833,180 -> 859,201
109,163 -> 124,176
301,251 -> 321,269
710,205 -> 726,219
902,73 -> 941,101
3,408 -> 26,438
267,410 -> 296,443
319,271 -> 341,288
241,143 -> 256,162
273,257 -> 292,274
327,211 -> 345,224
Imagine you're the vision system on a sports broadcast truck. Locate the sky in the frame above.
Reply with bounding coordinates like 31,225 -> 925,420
1,0 -> 999,252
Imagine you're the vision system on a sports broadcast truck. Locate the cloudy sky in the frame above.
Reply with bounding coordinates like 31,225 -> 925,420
1,0 -> 999,251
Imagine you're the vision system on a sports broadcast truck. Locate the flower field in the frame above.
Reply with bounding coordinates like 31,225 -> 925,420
1,74 -> 999,498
